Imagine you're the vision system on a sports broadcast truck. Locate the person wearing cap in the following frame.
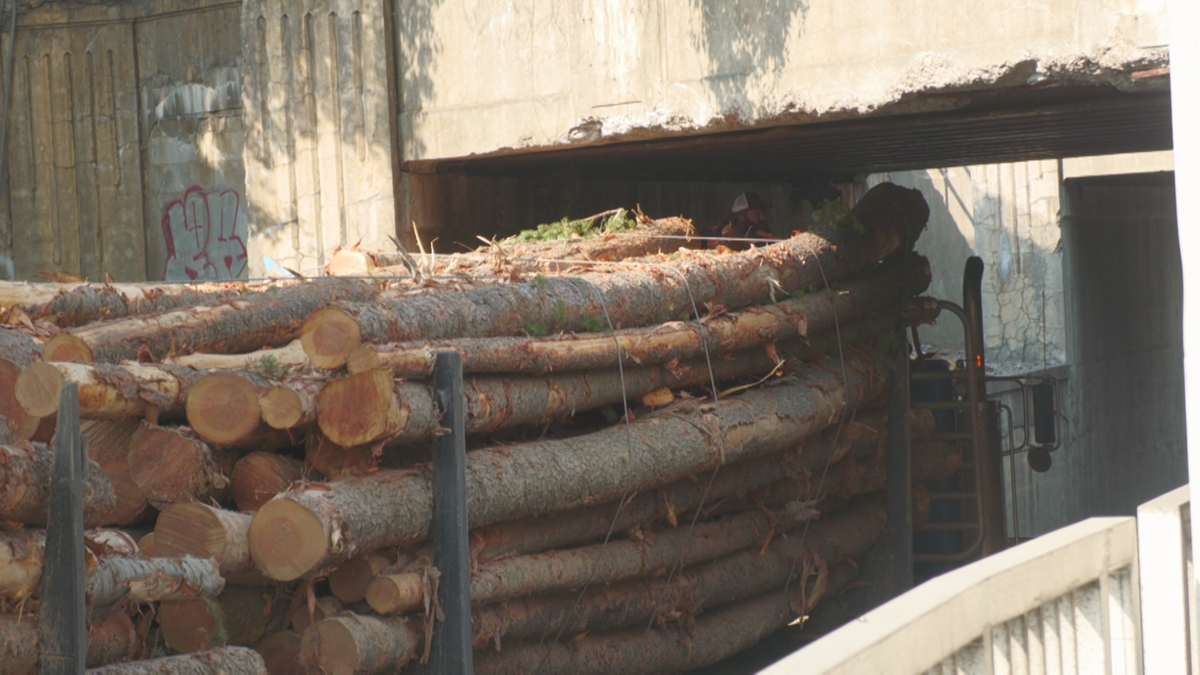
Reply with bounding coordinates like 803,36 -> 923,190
707,191 -> 777,250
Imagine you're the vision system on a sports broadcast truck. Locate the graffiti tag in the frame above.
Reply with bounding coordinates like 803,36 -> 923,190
161,186 -> 248,281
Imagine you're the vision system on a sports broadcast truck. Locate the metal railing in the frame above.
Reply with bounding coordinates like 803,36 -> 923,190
767,484 -> 1198,675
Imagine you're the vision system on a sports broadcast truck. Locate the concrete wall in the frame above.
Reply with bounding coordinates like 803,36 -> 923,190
241,0 -> 397,278
394,0 -> 1169,163
0,0 -> 245,282
869,163 -> 1067,369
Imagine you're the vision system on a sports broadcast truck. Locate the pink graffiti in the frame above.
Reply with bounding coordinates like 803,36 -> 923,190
161,186 -> 249,281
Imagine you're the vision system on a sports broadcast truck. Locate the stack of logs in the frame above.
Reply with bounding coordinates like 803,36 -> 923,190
0,182 -> 958,674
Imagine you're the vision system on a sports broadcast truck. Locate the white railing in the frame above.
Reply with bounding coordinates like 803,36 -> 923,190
766,485 -> 1195,675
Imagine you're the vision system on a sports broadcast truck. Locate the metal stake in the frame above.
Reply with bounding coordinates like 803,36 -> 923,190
39,382 -> 87,674
431,351 -> 473,674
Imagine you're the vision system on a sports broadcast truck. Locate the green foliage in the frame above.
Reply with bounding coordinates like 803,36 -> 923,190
533,275 -> 548,290
245,354 -> 292,380
580,315 -> 609,333
600,406 -> 620,423
507,208 -> 636,243
524,323 -> 549,337
812,202 -> 865,234
206,599 -> 229,647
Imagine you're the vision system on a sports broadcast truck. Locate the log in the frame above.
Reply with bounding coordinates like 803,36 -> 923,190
472,499 -> 885,647
50,277 -> 382,364
0,280 -> 251,328
0,359 -> 53,442
289,595 -> 345,635
0,610 -> 137,672
87,529 -> 140,557
474,565 -> 856,675
317,332 -> 855,447
158,585 -> 290,654
300,613 -> 424,675
463,406 -> 919,562
303,434 -> 375,478
253,630 -> 304,675
0,329 -> 42,366
87,555 -> 224,606
0,529 -> 96,601
259,379 -> 322,430
231,452 -> 305,512
16,361 -> 207,421
82,420 -> 154,526
366,460 -> 886,612
301,182 -> 928,368
127,423 -> 236,507
0,442 -> 116,527
360,251 -> 930,377
164,339 -> 308,370
85,646 -> 269,674
328,552 -> 393,604
154,502 -> 267,584
138,533 -> 156,558
250,347 -> 888,580
185,372 -> 271,447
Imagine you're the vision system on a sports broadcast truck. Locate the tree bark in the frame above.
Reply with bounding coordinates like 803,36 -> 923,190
51,277 -> 382,364
0,610 -> 137,673
231,452 -> 306,513
85,646 -> 268,674
15,361 -> 207,420
472,499 -> 885,647
154,502 -> 268,584
360,252 -> 929,377
127,423 -> 236,507
1,280 -> 254,328
463,405 -> 928,563
474,565 -> 856,675
158,585 -> 291,654
0,329 -> 42,366
300,613 -> 424,675
164,339 -> 308,370
87,555 -> 224,606
367,454 -> 890,613
288,595 -> 345,635
0,529 -> 96,601
253,630 -> 304,675
317,331 -> 870,448
301,182 -> 928,368
0,442 -> 115,527
250,348 -> 888,580
82,420 -> 154,526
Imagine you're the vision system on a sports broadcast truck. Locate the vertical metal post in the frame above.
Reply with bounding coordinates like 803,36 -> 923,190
431,351 -> 473,675
964,257 -> 1007,554
39,383 -> 87,674
882,327 -> 914,593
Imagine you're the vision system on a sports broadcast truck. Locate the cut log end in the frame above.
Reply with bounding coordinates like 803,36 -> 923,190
14,361 -> 64,418
232,451 -> 304,512
154,501 -> 229,562
249,498 -> 328,581
345,344 -> 379,374
187,372 -> 264,445
157,598 -> 223,654
313,620 -> 366,675
316,368 -> 406,448
365,572 -> 424,615
42,332 -> 94,363
328,553 -> 391,604
127,423 -> 231,506
302,306 -> 361,369
138,532 -> 156,558
254,630 -> 304,675
260,385 -> 304,429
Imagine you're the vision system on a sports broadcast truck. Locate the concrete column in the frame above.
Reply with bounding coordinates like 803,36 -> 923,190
241,0 -> 398,277
1168,0 -> 1200,659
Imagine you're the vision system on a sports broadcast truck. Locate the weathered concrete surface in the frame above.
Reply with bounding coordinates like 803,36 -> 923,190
395,0 -> 1171,162
241,0 -> 396,278
0,0 -> 245,282
870,162 -> 1067,368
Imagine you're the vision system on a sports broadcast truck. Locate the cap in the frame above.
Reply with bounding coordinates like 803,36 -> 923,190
732,192 -> 766,214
